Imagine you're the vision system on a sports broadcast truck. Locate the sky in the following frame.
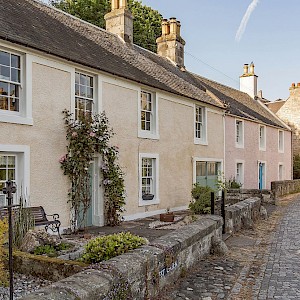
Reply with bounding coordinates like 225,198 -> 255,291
41,0 -> 300,101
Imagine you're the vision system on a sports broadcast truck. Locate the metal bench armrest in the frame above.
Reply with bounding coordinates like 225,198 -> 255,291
46,213 -> 60,221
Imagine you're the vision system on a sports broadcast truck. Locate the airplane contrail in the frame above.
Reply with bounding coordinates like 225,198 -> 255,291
235,0 -> 260,42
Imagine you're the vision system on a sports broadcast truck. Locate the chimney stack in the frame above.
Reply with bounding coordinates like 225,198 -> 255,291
289,82 -> 300,98
240,62 -> 258,99
104,0 -> 133,43
156,17 -> 186,68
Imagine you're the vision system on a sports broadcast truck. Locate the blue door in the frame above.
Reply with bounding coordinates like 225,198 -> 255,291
259,162 -> 265,190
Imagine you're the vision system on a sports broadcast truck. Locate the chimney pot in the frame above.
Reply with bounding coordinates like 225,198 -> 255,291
249,62 -> 255,75
169,17 -> 177,34
111,0 -> 118,10
243,64 -> 249,75
297,83 -> 300,87
161,19 -> 169,35
119,0 -> 127,9
292,83 -> 296,88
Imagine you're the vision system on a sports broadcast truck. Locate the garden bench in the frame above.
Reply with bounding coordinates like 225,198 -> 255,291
26,206 -> 61,238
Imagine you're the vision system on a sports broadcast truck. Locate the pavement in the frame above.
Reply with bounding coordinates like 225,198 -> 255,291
158,194 -> 300,300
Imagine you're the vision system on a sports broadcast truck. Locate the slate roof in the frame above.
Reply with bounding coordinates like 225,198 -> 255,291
0,0 -> 287,129
188,74 -> 287,129
0,0 -> 224,109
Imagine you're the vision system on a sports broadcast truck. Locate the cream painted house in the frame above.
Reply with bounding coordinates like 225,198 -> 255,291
0,0 -> 226,228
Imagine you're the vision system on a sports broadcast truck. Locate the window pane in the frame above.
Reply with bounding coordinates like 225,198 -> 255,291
141,120 -> 145,130
0,156 -> 5,168
0,182 -> 4,190
11,55 -> 20,69
87,76 -> 93,87
10,84 -> 19,97
0,97 -> 8,110
0,169 -> 6,180
86,100 -> 92,112
7,156 -> 15,167
80,85 -> 87,97
75,84 -> 79,96
146,122 -> 150,131
0,82 -> 8,95
75,73 -> 80,84
0,66 -> 10,81
10,97 -> 19,111
8,169 -> 15,180
80,74 -> 87,86
11,69 -> 20,83
87,87 -> 93,99
0,51 -> 10,66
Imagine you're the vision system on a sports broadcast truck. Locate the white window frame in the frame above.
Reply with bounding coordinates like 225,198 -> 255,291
194,104 -> 207,145
0,144 -> 30,206
278,130 -> 284,153
259,125 -> 266,151
74,70 -> 96,119
278,163 -> 283,181
235,160 -> 244,186
138,89 -> 159,140
139,153 -> 159,206
0,46 -> 32,125
235,119 -> 244,148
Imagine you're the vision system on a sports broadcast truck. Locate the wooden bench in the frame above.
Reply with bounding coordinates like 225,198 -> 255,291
26,206 -> 61,238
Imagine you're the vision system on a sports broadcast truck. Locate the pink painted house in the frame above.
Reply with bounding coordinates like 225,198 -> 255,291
192,63 -> 292,189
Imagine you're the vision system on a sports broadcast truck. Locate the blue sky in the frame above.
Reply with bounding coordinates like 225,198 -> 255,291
42,0 -> 300,101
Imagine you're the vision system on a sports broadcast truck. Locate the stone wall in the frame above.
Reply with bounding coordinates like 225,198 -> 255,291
226,189 -> 274,205
271,179 -> 300,199
225,197 -> 261,234
20,215 -> 223,300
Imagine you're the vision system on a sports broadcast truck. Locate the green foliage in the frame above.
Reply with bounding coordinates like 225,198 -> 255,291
81,232 -> 146,263
33,243 -> 71,256
60,110 -> 126,229
189,184 -> 213,214
216,172 -> 242,191
13,197 -> 35,249
293,154 -> 300,179
51,0 -> 163,52
0,218 -> 8,286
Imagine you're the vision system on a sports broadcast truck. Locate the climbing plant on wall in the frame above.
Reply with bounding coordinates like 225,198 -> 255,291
60,110 -> 125,230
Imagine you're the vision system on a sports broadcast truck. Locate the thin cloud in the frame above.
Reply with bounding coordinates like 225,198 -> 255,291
235,0 -> 260,42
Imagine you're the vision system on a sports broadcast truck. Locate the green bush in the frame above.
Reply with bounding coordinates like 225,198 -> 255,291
33,242 -> 71,257
189,184 -> 213,214
81,232 -> 146,264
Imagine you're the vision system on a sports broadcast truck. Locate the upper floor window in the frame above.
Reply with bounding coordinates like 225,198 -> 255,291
0,50 -> 21,112
139,90 -> 158,139
259,125 -> 266,150
278,130 -> 284,153
235,119 -> 244,148
75,72 -> 94,119
195,105 -> 207,144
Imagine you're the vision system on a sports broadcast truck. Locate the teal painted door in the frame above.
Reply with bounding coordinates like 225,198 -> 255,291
196,161 -> 220,190
259,163 -> 265,190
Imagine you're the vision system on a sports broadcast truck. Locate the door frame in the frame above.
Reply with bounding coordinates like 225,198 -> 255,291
258,161 -> 266,190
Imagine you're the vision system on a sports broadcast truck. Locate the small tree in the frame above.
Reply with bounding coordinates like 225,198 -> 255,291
189,184 -> 213,214
0,218 -> 8,286
60,110 -> 125,230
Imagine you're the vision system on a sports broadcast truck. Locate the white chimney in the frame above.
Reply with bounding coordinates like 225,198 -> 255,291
240,62 -> 258,99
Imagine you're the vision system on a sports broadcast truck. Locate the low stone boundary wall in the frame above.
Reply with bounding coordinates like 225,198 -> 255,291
21,215 -> 223,300
225,197 -> 261,234
226,189 -> 274,205
271,179 -> 300,199
9,250 -> 87,281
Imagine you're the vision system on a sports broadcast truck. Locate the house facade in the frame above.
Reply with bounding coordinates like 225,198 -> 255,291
0,0 -> 226,229
267,83 -> 300,158
189,64 -> 292,189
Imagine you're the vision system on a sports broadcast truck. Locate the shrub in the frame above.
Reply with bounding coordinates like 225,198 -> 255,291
81,232 -> 146,264
0,218 -> 8,286
33,242 -> 72,257
189,184 -> 213,214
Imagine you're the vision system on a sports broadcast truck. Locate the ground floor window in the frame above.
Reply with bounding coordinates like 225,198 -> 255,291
139,153 -> 159,206
236,162 -> 244,186
279,164 -> 283,181
195,160 -> 222,190
0,154 -> 16,206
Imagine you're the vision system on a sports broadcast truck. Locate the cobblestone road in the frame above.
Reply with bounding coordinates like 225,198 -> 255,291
159,195 -> 300,300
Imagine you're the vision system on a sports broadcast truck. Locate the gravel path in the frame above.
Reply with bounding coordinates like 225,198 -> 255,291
0,274 -> 52,299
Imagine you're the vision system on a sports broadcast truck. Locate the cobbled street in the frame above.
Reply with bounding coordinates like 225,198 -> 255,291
159,194 -> 300,300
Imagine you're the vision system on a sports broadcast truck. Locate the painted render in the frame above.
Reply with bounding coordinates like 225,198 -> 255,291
225,116 -> 292,189
0,41 -> 225,227
102,83 -> 225,220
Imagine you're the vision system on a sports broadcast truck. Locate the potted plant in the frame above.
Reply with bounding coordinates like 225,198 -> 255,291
160,208 -> 175,222
142,193 -> 154,200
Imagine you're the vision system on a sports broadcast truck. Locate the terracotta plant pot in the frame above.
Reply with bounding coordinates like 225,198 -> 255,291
160,212 -> 175,222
